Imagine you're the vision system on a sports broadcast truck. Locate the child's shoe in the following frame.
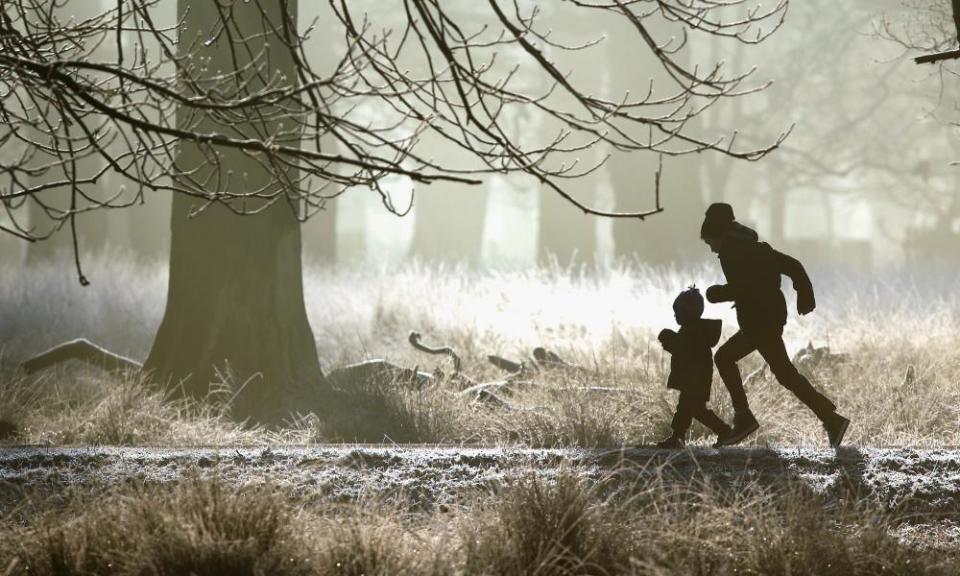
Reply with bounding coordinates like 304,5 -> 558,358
711,424 -> 736,448
656,435 -> 685,449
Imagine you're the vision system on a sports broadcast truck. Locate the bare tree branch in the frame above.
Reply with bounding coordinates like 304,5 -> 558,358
1,0 -> 789,250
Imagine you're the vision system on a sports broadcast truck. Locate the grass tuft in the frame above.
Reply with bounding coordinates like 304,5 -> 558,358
8,478 -> 313,576
463,473 -> 634,575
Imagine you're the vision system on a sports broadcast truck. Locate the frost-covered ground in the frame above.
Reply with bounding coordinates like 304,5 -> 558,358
3,445 -> 960,514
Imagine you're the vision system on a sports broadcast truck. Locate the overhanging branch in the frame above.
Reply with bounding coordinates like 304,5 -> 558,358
1,0 -> 788,244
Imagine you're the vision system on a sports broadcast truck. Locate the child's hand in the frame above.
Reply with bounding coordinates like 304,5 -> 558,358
658,329 -> 678,352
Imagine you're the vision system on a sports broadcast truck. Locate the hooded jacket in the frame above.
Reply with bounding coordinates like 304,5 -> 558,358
658,318 -> 722,398
705,222 -> 815,333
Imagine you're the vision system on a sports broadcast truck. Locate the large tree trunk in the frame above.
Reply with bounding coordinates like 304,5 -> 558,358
144,0 -> 326,422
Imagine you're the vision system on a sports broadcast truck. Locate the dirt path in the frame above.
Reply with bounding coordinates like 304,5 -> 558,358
2,446 -> 959,511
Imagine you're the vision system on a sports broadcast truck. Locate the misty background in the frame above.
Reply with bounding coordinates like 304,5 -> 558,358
0,0 -> 952,273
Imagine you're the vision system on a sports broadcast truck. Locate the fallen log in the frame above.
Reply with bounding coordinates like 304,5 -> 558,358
326,360 -> 434,390
486,347 -> 584,376
21,338 -> 142,375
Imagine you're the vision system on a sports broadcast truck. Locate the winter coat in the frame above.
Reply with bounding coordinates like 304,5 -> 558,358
705,223 -> 815,333
658,318 -> 723,400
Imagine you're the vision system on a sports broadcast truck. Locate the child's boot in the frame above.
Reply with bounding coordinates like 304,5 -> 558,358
711,422 -> 735,448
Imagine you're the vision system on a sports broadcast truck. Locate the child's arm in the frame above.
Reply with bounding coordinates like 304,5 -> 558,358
657,329 -> 680,353
774,249 -> 815,314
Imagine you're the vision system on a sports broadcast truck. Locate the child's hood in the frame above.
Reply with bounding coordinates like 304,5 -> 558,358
690,318 -> 722,347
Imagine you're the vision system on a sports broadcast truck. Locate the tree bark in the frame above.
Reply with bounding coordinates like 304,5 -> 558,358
144,0 -> 327,422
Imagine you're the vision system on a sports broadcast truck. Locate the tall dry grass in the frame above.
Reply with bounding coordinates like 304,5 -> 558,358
2,252 -> 960,446
2,472 -> 954,575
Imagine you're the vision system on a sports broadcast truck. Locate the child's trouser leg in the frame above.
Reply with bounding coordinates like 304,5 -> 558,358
670,393 -> 696,437
693,407 -> 732,436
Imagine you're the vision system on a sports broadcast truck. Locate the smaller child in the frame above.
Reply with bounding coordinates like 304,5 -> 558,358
656,287 -> 732,448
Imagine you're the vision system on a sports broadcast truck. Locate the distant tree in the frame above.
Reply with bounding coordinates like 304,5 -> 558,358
606,12 -> 703,265
535,6 -> 600,267
690,0 -> 899,249
406,5 -> 493,265
874,0 -> 960,259
19,0 -> 113,264
538,152 -> 598,265
749,0 -> 883,245
298,2 -> 340,264
0,0 -> 788,421
408,133 -> 491,264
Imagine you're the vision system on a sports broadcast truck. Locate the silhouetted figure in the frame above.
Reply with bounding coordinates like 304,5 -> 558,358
700,203 -> 850,447
655,287 -> 734,449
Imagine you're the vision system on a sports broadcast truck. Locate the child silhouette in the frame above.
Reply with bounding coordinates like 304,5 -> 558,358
656,287 -> 733,449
